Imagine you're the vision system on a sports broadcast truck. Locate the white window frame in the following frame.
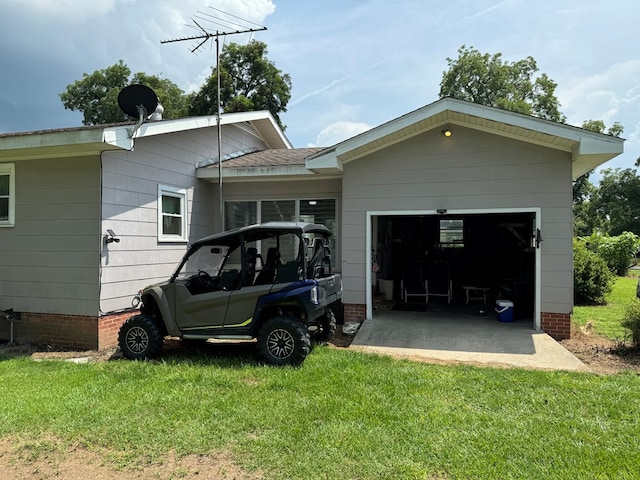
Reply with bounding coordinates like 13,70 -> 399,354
223,197 -> 340,267
0,163 -> 15,227
158,184 -> 187,242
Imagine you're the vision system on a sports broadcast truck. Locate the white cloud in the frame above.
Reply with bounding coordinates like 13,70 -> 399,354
5,0 -> 119,19
309,121 -> 372,147
560,60 -> 640,125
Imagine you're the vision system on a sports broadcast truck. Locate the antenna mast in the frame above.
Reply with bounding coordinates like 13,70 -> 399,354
162,8 -> 267,231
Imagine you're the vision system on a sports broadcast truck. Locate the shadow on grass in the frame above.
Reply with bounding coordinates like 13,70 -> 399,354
0,336 -> 330,368
156,338 -> 264,367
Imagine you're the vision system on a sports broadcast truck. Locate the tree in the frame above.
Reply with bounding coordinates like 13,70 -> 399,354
439,45 -> 565,122
60,60 -> 187,125
188,41 -> 291,130
590,168 -> 640,236
572,120 -> 625,235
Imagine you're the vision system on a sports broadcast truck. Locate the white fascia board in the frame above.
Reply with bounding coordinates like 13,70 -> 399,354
305,149 -> 342,173
197,164 -> 315,181
571,135 -> 625,179
102,126 -> 134,150
103,110 -> 291,150
572,135 -> 624,157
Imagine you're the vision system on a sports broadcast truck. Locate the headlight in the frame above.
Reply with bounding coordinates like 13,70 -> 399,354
310,285 -> 319,305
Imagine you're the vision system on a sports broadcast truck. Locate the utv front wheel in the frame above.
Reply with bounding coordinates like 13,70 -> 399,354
118,314 -> 164,360
257,317 -> 311,365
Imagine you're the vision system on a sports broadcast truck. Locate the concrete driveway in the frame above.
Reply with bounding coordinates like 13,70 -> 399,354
350,305 -> 586,371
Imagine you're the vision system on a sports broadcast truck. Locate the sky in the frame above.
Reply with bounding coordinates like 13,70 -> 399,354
1,0 -> 639,176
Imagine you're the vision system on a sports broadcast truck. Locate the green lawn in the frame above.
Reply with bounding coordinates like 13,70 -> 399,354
572,272 -> 639,340
1,344 -> 639,479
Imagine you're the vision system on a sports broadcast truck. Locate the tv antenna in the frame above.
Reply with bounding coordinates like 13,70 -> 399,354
162,7 -> 267,231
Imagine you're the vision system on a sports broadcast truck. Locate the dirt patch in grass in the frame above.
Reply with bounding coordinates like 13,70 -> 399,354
0,436 -> 263,480
559,324 -> 640,374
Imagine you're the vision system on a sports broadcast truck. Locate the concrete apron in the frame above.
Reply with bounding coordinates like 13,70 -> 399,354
350,305 -> 586,371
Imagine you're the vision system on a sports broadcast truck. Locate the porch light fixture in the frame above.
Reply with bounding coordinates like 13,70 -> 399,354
442,126 -> 452,137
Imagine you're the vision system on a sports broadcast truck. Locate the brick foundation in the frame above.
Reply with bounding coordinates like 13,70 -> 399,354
344,303 -> 366,322
98,311 -> 138,350
0,310 -> 136,350
540,312 -> 571,340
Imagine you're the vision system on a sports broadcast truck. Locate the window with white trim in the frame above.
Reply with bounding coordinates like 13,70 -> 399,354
158,185 -> 187,242
0,163 -> 15,227
224,198 -> 338,267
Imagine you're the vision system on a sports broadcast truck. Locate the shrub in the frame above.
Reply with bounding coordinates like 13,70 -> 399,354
573,238 -> 614,305
622,300 -> 640,346
586,232 -> 640,276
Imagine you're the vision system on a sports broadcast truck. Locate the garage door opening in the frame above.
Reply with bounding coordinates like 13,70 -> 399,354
370,211 -> 539,324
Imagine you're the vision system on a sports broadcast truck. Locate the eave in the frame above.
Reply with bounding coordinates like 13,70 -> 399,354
197,164 -> 340,183
305,98 -> 624,180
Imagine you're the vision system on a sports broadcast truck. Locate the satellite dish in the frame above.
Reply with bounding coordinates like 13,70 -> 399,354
117,84 -> 159,119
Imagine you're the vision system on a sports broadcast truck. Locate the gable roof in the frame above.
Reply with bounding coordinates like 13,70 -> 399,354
197,147 -> 324,182
306,97 -> 624,180
0,110 -> 290,162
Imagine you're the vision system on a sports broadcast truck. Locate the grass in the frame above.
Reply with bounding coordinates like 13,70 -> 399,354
1,344 -> 640,479
572,270 -> 640,341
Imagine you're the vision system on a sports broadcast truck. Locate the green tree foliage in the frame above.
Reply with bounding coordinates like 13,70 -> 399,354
590,168 -> 640,236
585,232 -> 640,276
60,60 -> 187,125
572,120 -> 625,235
573,238 -> 614,305
439,45 -> 565,122
188,41 -> 292,130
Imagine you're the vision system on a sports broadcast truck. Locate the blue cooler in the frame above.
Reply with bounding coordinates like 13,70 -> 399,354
495,300 -> 514,322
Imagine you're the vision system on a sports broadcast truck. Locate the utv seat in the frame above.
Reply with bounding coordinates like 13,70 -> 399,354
254,248 -> 281,285
243,247 -> 262,286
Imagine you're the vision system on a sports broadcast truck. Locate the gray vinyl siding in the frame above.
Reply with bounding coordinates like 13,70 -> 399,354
99,124 -> 269,313
0,157 -> 101,315
341,126 -> 573,314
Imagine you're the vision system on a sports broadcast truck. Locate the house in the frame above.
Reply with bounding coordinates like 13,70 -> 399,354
0,98 -> 624,349
0,111 -> 290,349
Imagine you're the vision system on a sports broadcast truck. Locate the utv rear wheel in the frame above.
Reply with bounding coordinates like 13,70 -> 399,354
257,317 -> 311,365
118,314 -> 164,360
313,309 -> 337,343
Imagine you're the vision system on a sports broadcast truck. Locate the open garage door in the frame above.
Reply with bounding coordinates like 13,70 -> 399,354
366,209 -> 541,329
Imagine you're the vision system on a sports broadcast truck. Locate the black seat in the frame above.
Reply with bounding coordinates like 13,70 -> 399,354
254,247 -> 281,285
307,238 -> 326,278
243,247 -> 260,286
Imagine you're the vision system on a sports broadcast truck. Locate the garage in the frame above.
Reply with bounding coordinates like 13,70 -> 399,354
366,208 -> 541,329
224,98 -> 623,341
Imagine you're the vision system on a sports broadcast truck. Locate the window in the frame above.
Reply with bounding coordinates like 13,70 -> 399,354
158,185 -> 187,242
439,219 -> 464,247
224,198 -> 338,267
301,199 -> 337,265
0,163 -> 15,227
261,200 -> 296,223
225,201 -> 257,230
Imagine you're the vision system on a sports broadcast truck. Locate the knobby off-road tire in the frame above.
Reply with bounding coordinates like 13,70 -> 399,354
118,314 -> 164,360
257,316 -> 311,366
313,309 -> 337,344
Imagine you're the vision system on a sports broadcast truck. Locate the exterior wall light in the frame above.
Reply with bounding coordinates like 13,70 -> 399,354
442,126 -> 452,137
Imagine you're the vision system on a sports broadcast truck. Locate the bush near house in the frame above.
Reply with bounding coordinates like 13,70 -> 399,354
573,237 -> 614,305
584,231 -> 640,276
622,300 -> 640,346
